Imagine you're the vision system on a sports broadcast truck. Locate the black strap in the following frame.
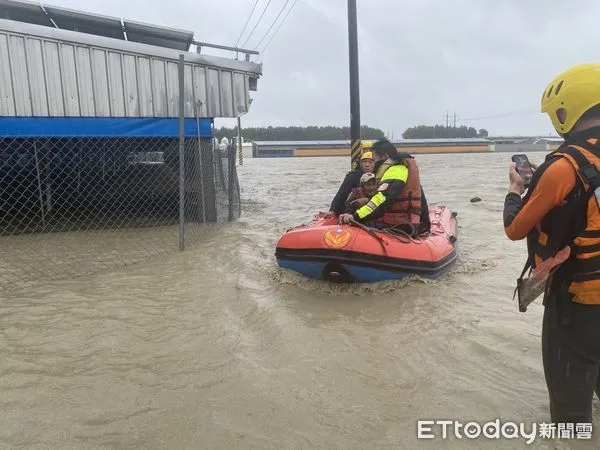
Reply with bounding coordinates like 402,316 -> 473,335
535,242 -> 556,260
572,271 -> 600,282
573,257 -> 600,273
513,254 -> 534,301
564,144 -> 600,189
578,230 -> 600,238
574,242 -> 600,254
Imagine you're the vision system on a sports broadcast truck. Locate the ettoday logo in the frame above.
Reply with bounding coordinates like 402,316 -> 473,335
417,419 -> 592,444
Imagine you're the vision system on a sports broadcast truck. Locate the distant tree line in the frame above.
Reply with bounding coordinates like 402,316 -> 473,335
402,125 -> 489,139
214,125 -> 386,141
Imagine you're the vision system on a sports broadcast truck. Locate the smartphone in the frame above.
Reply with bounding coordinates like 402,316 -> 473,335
511,154 -> 533,187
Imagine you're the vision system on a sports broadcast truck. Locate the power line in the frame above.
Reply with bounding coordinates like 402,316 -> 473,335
259,0 -> 300,53
457,108 -> 538,122
234,0 -> 260,48
253,0 -> 292,50
240,0 -> 274,49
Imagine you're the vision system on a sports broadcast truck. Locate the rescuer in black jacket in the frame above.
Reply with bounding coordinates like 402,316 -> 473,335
327,144 -> 374,215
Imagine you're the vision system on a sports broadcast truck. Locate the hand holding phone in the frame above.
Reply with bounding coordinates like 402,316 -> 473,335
511,154 -> 534,187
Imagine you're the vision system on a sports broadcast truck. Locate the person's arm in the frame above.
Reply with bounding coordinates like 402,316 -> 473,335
344,190 -> 358,213
353,165 -> 408,222
504,158 -> 578,241
329,171 -> 360,214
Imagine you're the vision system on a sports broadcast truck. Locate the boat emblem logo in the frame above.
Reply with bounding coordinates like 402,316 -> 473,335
324,229 -> 352,249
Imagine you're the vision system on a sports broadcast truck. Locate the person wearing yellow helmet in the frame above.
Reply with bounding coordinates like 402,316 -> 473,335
503,63 -> 600,428
327,144 -> 375,215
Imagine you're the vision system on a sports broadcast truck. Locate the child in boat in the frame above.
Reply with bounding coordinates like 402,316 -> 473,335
344,173 -> 378,214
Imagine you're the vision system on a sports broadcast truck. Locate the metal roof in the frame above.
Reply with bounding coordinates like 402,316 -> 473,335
0,17 -> 262,75
0,0 -> 194,51
253,140 -> 351,146
533,137 -> 563,144
394,138 -> 490,144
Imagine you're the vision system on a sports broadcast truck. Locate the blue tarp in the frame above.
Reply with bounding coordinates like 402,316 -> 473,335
0,117 -> 213,138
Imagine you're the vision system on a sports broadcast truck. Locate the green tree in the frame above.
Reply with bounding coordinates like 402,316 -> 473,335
402,125 -> 489,139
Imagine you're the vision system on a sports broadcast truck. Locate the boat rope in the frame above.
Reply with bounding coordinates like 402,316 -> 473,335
348,218 -> 389,256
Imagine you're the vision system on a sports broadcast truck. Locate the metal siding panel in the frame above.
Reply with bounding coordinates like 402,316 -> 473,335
25,37 -> 48,116
0,27 -> 256,119
107,51 -> 125,117
122,54 -> 139,116
192,65 -> 208,117
165,61 -> 179,117
184,64 -> 193,117
59,43 -> 80,116
8,35 -> 32,116
91,49 -> 110,116
206,68 -> 220,117
137,56 -> 152,116
75,46 -> 95,116
42,41 -> 64,116
220,71 -> 233,117
0,34 -> 16,115
232,72 -> 247,116
151,59 -> 167,117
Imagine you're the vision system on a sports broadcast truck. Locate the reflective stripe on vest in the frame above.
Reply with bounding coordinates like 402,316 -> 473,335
381,158 -> 422,226
356,191 -> 386,219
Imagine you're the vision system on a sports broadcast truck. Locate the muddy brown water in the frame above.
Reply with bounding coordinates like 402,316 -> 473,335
1,153 -> 598,449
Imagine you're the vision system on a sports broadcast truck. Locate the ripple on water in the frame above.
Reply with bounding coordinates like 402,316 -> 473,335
5,153 -> 599,449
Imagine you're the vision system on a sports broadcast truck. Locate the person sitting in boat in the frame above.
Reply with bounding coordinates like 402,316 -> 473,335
338,138 -> 431,236
326,143 -> 375,215
344,172 -> 378,214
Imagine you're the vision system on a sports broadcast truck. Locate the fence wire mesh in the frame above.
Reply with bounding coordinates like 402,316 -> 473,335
0,134 -> 241,292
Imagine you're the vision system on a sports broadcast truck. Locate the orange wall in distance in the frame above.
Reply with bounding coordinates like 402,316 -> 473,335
294,148 -> 351,156
293,145 -> 490,156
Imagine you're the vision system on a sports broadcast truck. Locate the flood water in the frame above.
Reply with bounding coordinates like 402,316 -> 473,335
1,152 -> 598,449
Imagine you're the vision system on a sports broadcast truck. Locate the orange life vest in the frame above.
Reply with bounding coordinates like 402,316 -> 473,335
524,137 -> 600,305
377,158 -> 422,226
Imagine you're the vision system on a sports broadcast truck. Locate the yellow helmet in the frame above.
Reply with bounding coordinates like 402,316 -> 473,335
361,141 -> 373,151
541,63 -> 600,136
361,151 -> 373,160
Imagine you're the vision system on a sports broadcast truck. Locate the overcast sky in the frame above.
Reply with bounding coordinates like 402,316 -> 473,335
29,0 -> 600,136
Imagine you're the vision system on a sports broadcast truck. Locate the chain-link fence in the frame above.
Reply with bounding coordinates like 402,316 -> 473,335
0,132 -> 241,292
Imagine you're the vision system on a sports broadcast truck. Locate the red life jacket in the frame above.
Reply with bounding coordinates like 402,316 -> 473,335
381,158 -> 422,226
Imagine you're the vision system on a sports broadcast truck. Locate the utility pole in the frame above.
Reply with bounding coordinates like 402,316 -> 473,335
453,112 -> 457,128
446,112 -> 449,128
348,0 -> 361,170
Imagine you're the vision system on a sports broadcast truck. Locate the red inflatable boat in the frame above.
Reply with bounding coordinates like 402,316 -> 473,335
275,205 -> 458,283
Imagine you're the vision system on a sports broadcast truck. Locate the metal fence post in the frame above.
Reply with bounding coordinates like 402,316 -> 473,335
228,143 -> 235,221
178,54 -> 185,251
237,115 -> 243,166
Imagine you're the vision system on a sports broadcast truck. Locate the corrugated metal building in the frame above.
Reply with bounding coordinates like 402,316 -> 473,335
0,0 -> 261,126
252,138 -> 492,158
